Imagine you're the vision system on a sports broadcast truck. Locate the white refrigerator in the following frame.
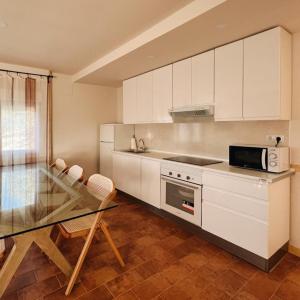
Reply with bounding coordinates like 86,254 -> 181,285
99,124 -> 134,179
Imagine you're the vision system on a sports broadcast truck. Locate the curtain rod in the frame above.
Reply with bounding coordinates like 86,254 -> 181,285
0,68 -> 54,78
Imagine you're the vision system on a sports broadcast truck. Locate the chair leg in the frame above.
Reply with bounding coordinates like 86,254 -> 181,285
65,213 -> 100,296
100,222 -> 125,267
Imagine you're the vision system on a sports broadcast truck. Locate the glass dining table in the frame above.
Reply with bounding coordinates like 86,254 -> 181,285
0,163 -> 117,297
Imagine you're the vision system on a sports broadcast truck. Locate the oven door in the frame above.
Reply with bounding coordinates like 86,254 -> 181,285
229,145 -> 267,171
161,175 -> 202,227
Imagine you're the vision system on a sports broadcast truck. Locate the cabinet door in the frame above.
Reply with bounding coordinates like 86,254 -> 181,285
243,28 -> 281,119
215,41 -> 243,120
123,77 -> 137,124
173,58 -> 192,108
136,72 -> 153,123
141,159 -> 161,208
153,65 -> 173,123
192,50 -> 214,105
113,153 -> 141,198
202,200 -> 268,258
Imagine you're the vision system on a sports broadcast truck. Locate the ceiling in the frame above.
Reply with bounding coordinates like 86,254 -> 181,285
0,0 -> 192,74
1,0 -> 300,87
75,0 -> 300,86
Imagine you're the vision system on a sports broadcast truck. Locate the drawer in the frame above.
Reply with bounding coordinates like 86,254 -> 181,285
202,201 -> 268,258
202,187 -> 268,221
203,172 -> 268,200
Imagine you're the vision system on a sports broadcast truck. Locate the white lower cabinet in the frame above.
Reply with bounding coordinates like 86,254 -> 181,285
113,152 -> 141,199
113,152 -> 161,207
141,159 -> 161,208
202,171 -> 290,259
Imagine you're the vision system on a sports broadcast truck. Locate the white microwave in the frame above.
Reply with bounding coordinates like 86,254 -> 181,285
229,145 -> 290,173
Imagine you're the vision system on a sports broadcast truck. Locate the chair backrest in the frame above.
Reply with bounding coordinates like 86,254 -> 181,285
86,173 -> 116,216
87,174 -> 114,193
64,165 -> 83,186
55,158 -> 67,171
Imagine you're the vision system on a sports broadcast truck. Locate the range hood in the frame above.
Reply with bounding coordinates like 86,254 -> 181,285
168,105 -> 214,118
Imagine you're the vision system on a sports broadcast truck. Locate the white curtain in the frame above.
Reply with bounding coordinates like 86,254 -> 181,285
0,72 -> 48,166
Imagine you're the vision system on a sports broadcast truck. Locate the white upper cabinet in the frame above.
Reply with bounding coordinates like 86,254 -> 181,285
136,72 -> 153,123
215,40 -> 243,120
243,27 -> 291,120
191,50 -> 214,105
123,77 -> 137,124
123,27 -> 291,123
172,58 -> 192,108
153,65 -> 173,123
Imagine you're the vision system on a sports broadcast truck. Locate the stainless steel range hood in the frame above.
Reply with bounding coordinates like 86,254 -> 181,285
168,105 -> 214,119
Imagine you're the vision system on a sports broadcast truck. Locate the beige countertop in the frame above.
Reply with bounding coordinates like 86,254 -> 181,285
114,150 -> 295,183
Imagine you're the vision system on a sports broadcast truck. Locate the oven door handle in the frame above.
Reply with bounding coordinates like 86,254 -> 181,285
161,175 -> 201,190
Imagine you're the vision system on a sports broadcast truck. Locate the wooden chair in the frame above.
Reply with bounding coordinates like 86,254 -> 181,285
39,164 -> 84,207
50,158 -> 68,176
56,174 -> 124,296
40,158 -> 68,192
61,165 -> 84,187
0,239 -> 5,261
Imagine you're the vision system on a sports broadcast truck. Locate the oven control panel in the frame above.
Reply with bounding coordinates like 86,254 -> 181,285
161,163 -> 202,185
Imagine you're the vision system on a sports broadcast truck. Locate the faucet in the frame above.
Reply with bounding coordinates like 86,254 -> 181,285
138,138 -> 146,152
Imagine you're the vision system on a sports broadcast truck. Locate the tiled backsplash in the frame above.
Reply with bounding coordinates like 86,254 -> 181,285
134,121 -> 289,159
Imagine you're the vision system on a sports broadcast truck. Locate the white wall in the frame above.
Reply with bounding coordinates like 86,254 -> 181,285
290,32 -> 300,248
52,74 -> 118,177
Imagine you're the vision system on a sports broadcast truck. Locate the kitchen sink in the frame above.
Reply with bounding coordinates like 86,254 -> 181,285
121,150 -> 150,154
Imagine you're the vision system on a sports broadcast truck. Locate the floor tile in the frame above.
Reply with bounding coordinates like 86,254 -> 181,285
106,269 -> 143,297
241,272 -> 280,300
77,285 -> 113,300
44,283 -> 86,300
81,266 -> 119,291
230,259 -> 258,280
133,273 -> 171,300
4,271 -> 36,296
286,265 -> 300,285
17,276 -> 61,300
275,279 -> 300,300
160,260 -> 191,284
114,290 -> 138,300
213,269 -> 246,296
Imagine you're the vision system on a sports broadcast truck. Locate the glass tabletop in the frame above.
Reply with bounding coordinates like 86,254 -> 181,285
0,163 -> 117,239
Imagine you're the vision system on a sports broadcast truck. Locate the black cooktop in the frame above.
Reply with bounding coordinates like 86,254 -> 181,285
163,156 -> 222,166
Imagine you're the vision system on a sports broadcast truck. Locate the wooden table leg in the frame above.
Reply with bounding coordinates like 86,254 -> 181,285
0,226 -> 73,298
0,236 -> 32,297
34,228 -> 73,277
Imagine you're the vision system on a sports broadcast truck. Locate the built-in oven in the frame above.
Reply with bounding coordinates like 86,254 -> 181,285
161,163 -> 202,227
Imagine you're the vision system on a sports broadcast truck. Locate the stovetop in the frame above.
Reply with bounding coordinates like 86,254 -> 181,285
163,156 -> 222,166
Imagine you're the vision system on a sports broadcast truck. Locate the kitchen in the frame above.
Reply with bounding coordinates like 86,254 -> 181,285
99,26 -> 294,273
1,1 -> 300,299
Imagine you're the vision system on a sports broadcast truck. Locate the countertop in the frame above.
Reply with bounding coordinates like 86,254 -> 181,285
114,150 -> 295,183
203,162 -> 294,183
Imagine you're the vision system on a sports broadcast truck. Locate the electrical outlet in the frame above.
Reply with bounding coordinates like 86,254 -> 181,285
266,135 -> 285,144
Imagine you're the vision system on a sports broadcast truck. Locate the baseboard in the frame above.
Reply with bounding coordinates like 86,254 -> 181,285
289,244 -> 300,257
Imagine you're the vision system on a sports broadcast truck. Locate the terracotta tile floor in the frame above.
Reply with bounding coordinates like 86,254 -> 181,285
1,193 -> 300,300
